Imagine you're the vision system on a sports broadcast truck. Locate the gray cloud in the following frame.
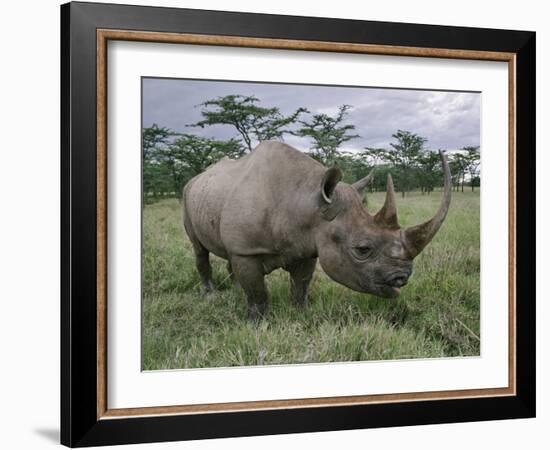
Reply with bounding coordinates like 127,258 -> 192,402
142,78 -> 480,152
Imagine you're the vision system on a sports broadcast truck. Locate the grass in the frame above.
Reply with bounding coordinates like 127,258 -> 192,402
142,190 -> 480,370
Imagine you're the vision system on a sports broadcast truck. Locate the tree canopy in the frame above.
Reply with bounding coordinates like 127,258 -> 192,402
190,94 -> 306,151
142,95 -> 480,201
292,104 -> 359,165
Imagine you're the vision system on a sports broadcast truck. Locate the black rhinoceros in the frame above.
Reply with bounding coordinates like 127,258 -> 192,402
183,141 -> 451,319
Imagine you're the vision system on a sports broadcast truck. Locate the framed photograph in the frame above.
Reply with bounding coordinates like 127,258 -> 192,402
61,1 -> 535,447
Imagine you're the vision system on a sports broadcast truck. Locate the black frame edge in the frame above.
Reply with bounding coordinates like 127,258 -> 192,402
76,396 -> 534,447
69,1 -> 534,51
62,2 -> 101,446
514,32 -> 536,417
60,2 -> 72,447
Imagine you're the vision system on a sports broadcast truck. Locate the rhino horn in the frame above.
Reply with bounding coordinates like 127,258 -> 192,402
352,169 -> 375,194
403,151 -> 452,258
374,173 -> 399,230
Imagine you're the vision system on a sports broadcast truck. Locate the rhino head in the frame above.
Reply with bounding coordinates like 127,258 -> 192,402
315,151 -> 451,298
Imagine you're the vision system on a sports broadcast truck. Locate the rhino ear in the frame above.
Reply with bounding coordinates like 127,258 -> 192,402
320,166 -> 342,204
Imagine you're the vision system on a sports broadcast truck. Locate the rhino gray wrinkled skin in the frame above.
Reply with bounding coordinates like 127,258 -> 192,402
183,141 -> 451,320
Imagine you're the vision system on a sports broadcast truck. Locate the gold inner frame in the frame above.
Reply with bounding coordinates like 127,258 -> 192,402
96,29 -> 517,420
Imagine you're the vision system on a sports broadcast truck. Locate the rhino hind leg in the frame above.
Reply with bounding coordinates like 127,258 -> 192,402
184,226 -> 214,293
287,258 -> 317,307
226,261 -> 238,286
194,249 -> 214,293
230,255 -> 268,321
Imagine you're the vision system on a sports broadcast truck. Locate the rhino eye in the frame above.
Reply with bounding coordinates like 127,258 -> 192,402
353,244 -> 373,260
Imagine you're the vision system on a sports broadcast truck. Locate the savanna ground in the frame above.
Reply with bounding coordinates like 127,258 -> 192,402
142,190 -> 480,370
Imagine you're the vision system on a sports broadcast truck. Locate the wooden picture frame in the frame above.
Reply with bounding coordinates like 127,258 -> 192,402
61,1 -> 535,446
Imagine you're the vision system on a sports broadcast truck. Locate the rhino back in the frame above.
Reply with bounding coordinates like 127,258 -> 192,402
184,141 -> 325,260
219,142 -> 324,258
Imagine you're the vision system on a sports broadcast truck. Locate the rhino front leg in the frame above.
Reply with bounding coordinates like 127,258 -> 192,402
231,256 -> 268,321
287,258 -> 317,307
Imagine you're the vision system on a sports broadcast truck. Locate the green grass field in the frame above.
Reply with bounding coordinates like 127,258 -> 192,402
142,190 -> 480,370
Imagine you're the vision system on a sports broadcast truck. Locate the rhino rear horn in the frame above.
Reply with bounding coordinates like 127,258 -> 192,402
374,174 -> 399,230
352,169 -> 375,194
403,151 -> 452,258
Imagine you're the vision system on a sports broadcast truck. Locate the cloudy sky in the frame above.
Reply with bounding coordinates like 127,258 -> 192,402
142,77 -> 480,152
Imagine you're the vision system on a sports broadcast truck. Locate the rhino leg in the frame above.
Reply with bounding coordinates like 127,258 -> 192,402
195,250 -> 214,292
183,214 -> 214,292
231,256 -> 268,321
187,236 -> 214,292
287,258 -> 316,307
226,261 -> 238,286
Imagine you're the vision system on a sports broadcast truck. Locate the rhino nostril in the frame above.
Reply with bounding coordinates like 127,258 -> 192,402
394,277 -> 407,287
387,274 -> 409,287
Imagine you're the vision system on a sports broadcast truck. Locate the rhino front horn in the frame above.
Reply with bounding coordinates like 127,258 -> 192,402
403,151 -> 452,258
374,173 -> 399,230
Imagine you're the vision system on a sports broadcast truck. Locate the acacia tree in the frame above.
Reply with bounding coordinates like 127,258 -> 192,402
463,146 -> 481,191
142,124 -> 174,198
450,152 -> 469,192
169,134 -> 244,173
143,124 -> 172,158
417,150 -> 441,194
190,95 -> 306,151
389,130 -> 426,197
292,104 -> 359,165
366,130 -> 426,197
165,134 -> 244,196
142,124 -> 246,198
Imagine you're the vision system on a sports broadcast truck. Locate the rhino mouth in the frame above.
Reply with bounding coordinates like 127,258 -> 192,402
358,282 -> 401,299
377,272 -> 410,298
354,275 -> 408,298
378,285 -> 401,299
